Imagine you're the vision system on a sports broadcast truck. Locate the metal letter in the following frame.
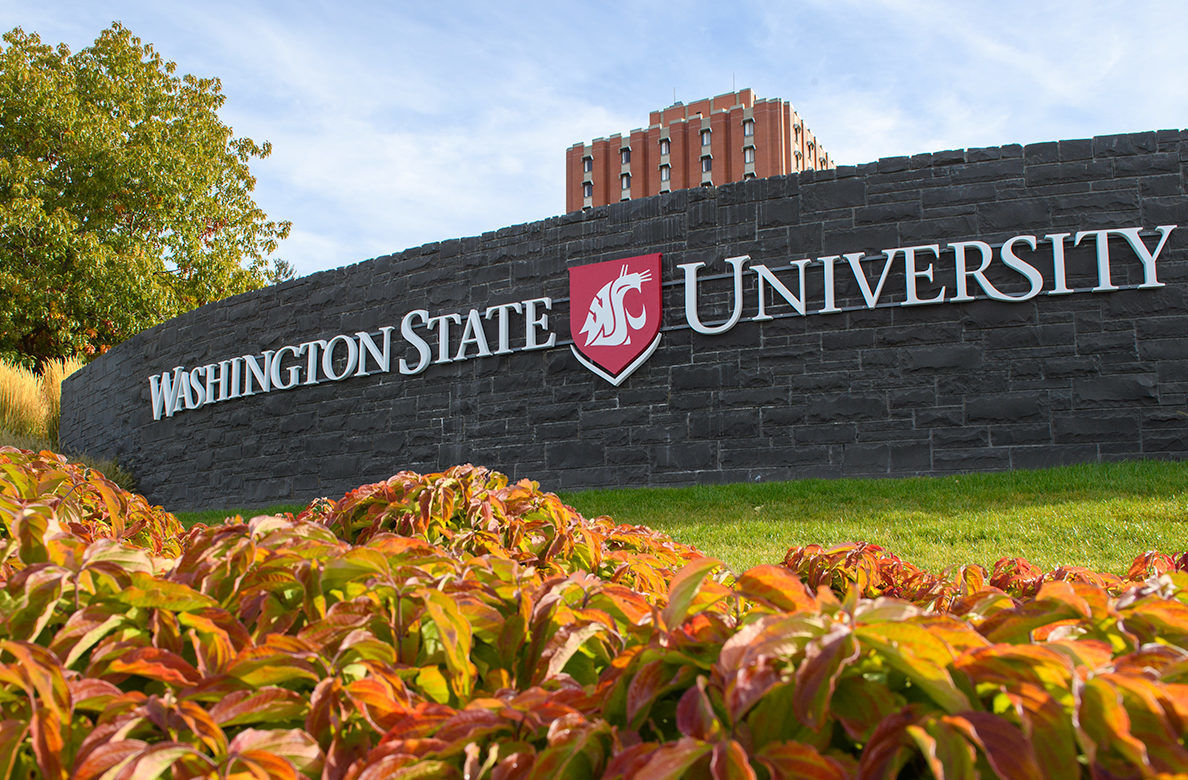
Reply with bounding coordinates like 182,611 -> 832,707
523,298 -> 556,350
454,309 -> 493,360
399,310 -> 433,375
485,302 -> 523,354
356,327 -> 395,376
321,335 -> 359,380
680,255 -> 748,334
898,245 -> 945,306
752,260 -> 812,320
270,345 -> 303,389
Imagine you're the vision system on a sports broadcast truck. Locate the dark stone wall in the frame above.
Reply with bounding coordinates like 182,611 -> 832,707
60,130 -> 1188,510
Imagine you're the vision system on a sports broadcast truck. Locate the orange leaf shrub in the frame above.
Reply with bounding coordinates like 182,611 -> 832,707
3,454 -> 1188,778
296,464 -> 704,592
0,446 -> 183,566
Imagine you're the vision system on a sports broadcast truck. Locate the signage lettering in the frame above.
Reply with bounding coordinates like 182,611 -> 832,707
147,224 -> 1177,419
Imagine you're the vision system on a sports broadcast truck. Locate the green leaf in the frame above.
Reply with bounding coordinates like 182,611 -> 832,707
118,571 -> 216,612
536,622 -> 606,685
52,607 -> 126,669
1076,676 -> 1150,773
1100,672 -> 1188,773
979,586 -> 1092,644
662,557 -> 722,629
904,719 -> 976,780
226,652 -> 320,689
527,719 -> 608,779
971,679 -> 1078,778
830,675 -> 902,743
416,665 -> 451,704
4,571 -> 65,642
422,588 -> 473,700
855,622 -> 971,714
793,626 -> 858,729
100,742 -> 206,780
208,687 -> 307,727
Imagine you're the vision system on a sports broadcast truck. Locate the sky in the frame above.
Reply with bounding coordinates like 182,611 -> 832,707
4,0 -> 1187,278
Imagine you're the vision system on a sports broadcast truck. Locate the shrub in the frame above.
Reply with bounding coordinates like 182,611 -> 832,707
297,464 -> 705,591
781,541 -> 1186,608
0,446 -> 181,562
3,455 -> 1188,778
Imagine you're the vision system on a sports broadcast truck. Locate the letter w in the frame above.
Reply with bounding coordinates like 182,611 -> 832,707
149,367 -> 186,420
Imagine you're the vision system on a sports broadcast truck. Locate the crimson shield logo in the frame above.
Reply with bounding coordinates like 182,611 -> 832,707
568,253 -> 663,385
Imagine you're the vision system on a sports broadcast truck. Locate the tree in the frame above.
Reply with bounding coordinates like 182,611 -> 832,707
0,24 -> 292,367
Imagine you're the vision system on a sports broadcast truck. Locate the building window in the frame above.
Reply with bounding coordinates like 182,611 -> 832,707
660,164 -> 670,182
621,147 -> 631,164
582,181 -> 593,198
744,147 -> 755,164
582,156 -> 592,173
701,156 -> 712,173
743,119 -> 754,137
621,173 -> 631,190
659,138 -> 670,156
700,129 -> 711,146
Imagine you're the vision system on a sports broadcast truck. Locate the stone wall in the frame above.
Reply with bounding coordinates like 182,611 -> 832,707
60,130 -> 1188,509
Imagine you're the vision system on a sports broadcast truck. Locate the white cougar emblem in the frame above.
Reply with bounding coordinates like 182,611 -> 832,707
579,264 -> 654,347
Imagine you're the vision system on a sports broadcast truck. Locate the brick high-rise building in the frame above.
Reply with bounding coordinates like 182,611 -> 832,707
566,89 -> 833,212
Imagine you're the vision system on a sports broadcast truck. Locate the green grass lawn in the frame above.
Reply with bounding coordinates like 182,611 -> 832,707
561,461 -> 1188,574
176,460 -> 1188,576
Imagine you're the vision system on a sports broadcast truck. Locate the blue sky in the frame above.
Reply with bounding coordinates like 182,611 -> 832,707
4,1 -> 1187,277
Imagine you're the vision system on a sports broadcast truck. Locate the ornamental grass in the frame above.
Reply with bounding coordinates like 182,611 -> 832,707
39,355 -> 84,442
0,359 -> 47,439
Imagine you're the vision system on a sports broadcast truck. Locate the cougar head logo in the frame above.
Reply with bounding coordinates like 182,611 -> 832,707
579,264 -> 654,347
568,253 -> 662,385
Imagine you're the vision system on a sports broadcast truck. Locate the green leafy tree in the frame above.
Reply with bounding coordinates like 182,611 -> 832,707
0,23 -> 292,367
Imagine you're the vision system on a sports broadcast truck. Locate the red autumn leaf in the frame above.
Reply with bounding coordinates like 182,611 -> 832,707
675,677 -> 723,741
793,626 -> 858,730
70,739 -> 151,780
735,565 -> 817,614
754,741 -> 850,780
710,739 -> 756,780
634,737 -> 713,778
943,711 -> 1044,780
209,687 -> 308,727
227,728 -> 322,775
104,646 -> 202,687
